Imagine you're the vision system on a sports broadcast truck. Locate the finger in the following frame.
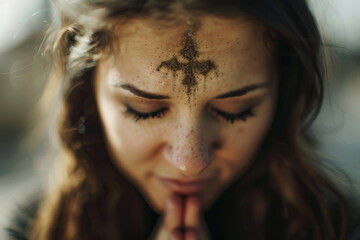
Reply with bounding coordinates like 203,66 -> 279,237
164,194 -> 183,231
184,195 -> 201,229
184,228 -> 198,240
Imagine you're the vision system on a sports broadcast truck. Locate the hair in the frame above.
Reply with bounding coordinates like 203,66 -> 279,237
31,0 -> 355,239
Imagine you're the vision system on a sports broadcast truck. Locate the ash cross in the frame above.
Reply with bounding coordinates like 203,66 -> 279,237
156,31 -> 216,94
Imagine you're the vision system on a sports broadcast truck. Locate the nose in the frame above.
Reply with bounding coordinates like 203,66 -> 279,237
164,122 -> 220,176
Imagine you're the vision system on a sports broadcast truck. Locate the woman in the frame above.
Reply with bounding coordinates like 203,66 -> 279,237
7,0 -> 359,239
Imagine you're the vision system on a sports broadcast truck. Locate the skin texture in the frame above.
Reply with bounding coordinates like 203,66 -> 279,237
94,16 -> 278,239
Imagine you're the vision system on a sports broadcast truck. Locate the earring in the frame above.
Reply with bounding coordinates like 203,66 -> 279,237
78,116 -> 87,134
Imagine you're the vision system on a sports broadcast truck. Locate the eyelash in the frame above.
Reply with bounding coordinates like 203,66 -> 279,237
124,106 -> 254,124
212,108 -> 254,124
124,106 -> 168,122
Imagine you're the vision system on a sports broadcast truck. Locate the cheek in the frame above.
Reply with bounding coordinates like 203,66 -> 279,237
99,105 -> 168,181
96,98 -> 148,168
221,101 -> 275,170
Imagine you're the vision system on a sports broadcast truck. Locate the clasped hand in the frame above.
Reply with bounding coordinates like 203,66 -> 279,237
151,194 -> 211,240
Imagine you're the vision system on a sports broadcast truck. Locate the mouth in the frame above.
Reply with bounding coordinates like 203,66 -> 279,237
158,177 -> 213,195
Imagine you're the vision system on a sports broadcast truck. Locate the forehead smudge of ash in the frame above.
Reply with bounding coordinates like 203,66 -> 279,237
156,30 -> 216,100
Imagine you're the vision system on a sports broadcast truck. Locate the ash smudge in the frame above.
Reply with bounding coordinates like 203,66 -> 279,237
156,31 -> 216,97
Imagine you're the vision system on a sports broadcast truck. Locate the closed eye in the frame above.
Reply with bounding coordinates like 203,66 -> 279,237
123,105 -> 255,124
212,108 -> 254,124
124,106 -> 167,122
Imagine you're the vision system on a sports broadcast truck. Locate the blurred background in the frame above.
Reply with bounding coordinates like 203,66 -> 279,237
0,0 -> 359,237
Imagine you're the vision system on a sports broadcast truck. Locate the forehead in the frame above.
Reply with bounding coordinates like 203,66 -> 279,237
103,16 -> 273,97
114,16 -> 262,45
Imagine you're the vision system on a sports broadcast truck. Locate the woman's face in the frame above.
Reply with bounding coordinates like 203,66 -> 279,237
94,16 -> 278,212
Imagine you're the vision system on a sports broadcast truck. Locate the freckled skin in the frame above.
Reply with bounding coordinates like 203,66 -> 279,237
94,16 -> 279,212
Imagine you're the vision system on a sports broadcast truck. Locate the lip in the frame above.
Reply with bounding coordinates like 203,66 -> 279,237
158,177 -> 213,195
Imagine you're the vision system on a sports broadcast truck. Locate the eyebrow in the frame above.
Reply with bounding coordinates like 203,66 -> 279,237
117,83 -> 263,100
215,84 -> 261,99
119,84 -> 170,99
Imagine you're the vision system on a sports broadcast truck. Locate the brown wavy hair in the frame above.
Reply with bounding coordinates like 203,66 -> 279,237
31,0 -> 354,239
